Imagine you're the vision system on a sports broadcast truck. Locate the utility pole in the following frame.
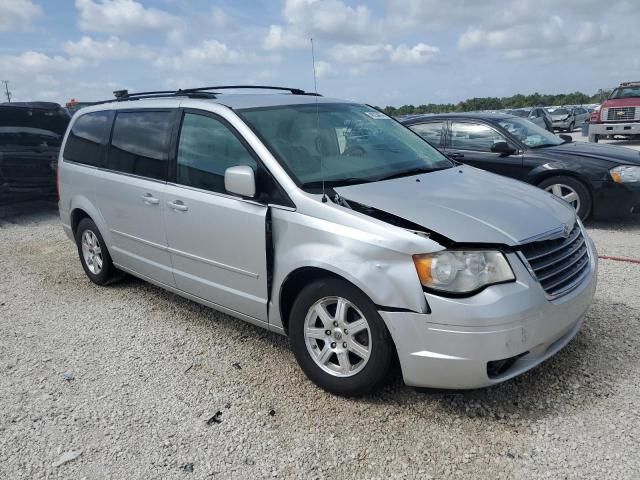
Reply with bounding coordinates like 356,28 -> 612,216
2,80 -> 11,102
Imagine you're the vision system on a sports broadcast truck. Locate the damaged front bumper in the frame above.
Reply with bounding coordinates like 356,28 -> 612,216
380,245 -> 597,389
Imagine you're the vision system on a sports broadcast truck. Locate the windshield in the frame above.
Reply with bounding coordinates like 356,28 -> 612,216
509,109 -> 529,118
239,103 -> 452,189
498,117 -> 564,148
609,87 -> 640,99
552,108 -> 569,115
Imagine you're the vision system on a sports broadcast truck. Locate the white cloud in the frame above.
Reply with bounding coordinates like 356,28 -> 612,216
75,0 -> 179,35
211,7 -> 229,29
63,36 -> 153,61
1,51 -> 84,74
330,43 -> 439,66
153,40 -> 259,70
458,16 -> 613,60
314,60 -> 332,78
263,24 -> 306,50
0,0 -> 41,31
263,0 -> 382,50
390,43 -> 440,65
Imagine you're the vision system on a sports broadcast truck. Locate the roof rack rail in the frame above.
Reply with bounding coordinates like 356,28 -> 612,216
102,85 -> 320,104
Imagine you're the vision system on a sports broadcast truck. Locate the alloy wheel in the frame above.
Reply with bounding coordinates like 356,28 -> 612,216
545,183 -> 581,212
303,296 -> 372,377
81,230 -> 103,275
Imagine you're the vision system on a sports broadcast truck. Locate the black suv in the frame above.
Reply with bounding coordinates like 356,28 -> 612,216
0,102 -> 70,203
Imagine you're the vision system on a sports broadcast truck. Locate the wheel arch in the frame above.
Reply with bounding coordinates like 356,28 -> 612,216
278,266 -> 404,336
68,195 -> 113,246
532,170 -> 594,218
70,208 -> 91,235
531,169 -> 594,196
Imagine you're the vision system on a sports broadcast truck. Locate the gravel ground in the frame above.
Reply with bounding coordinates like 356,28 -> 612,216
1,201 -> 639,479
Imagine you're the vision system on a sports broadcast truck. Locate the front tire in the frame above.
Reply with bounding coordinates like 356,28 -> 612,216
539,176 -> 592,221
289,278 -> 394,396
75,218 -> 121,285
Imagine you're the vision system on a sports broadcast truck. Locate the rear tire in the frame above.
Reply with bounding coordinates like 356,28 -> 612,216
588,133 -> 599,143
75,218 -> 122,285
539,176 -> 592,221
289,277 -> 394,396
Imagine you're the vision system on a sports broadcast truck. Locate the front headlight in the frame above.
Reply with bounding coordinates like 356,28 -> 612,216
413,250 -> 515,294
610,165 -> 640,184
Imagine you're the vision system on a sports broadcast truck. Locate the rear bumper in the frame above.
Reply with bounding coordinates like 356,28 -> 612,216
381,236 -> 598,389
589,122 -> 640,136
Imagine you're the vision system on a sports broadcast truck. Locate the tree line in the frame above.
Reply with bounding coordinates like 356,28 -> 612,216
379,90 -> 611,117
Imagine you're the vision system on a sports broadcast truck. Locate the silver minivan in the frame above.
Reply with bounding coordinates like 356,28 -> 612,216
58,87 -> 597,395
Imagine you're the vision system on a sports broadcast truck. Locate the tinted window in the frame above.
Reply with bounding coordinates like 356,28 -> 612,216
450,122 -> 505,152
176,113 -> 257,194
63,111 -> 112,166
108,111 -> 172,180
409,122 -> 444,146
239,103 -> 451,188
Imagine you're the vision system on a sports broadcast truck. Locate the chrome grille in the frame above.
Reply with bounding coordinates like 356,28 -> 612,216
603,106 -> 640,122
520,224 -> 590,298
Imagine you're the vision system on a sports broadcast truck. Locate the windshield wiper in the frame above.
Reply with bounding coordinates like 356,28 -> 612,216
301,178 -> 371,189
374,166 -> 449,182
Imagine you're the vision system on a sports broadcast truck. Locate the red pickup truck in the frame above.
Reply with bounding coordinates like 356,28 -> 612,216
589,81 -> 640,142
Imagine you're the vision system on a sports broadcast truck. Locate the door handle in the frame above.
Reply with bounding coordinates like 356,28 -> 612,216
167,200 -> 188,212
142,194 -> 160,205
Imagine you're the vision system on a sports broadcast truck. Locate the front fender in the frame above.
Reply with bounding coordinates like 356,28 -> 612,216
269,208 -> 434,330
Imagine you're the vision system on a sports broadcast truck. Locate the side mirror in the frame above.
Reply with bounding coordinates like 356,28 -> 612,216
224,165 -> 256,198
491,141 -> 516,155
559,134 -> 573,143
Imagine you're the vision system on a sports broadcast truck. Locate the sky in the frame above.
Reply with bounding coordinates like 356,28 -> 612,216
1,0 -> 639,107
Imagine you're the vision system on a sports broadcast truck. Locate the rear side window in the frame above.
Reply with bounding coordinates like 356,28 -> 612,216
409,122 -> 444,146
176,112 -> 257,194
107,110 -> 173,181
63,111 -> 112,166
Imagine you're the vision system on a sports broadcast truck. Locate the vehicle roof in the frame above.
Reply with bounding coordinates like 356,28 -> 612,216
402,112 -> 517,123
77,93 -> 354,116
0,101 -> 63,110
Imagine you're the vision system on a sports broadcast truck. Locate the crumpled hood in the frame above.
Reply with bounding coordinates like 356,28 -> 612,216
335,166 -> 575,246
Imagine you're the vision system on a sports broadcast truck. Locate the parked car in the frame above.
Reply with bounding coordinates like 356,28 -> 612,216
0,102 -> 70,203
505,107 -> 553,131
589,81 -> 640,142
58,86 -> 597,395
548,106 -> 589,132
404,112 -> 640,220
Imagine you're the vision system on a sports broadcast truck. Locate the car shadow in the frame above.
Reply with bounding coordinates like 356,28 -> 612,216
586,215 -> 640,232
0,199 -> 58,226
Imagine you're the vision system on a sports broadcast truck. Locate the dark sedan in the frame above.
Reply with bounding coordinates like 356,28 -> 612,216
403,113 -> 640,220
0,102 -> 70,204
